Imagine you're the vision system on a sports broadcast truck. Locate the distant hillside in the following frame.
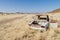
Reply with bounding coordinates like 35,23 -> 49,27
49,8 -> 60,13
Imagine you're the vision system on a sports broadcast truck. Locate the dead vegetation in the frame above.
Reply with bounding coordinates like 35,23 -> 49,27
0,14 -> 60,40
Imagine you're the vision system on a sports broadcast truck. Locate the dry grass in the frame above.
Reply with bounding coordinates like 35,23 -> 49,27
0,13 -> 60,40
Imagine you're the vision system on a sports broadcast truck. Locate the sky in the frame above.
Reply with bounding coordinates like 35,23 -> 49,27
0,0 -> 60,13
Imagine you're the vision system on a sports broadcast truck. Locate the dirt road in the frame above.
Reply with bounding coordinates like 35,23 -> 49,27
0,15 -> 26,25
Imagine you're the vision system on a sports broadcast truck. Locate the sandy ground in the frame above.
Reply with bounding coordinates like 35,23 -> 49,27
0,13 -> 60,40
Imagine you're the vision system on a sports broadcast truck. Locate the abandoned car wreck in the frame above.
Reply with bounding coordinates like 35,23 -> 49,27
29,14 -> 58,32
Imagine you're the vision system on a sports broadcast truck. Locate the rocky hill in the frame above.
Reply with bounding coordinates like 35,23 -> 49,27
49,8 -> 60,13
